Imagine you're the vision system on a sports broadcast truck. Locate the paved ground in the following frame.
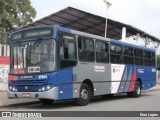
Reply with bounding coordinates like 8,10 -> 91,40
0,92 -> 38,107
0,83 -> 160,120
0,90 -> 160,120
0,81 -> 160,108
0,90 -> 159,111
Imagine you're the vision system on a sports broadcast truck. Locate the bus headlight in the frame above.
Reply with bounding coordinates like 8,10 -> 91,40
42,87 -> 45,91
38,85 -> 54,92
9,85 -> 18,92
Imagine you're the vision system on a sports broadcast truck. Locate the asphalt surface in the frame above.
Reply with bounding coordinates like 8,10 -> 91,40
1,82 -> 159,108
0,91 -> 160,120
0,90 -> 159,111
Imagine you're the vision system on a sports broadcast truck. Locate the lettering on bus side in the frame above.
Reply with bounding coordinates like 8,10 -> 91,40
152,68 -> 156,72
12,33 -> 22,40
94,65 -> 107,72
25,30 -> 51,37
138,69 -> 144,73
38,75 -> 47,79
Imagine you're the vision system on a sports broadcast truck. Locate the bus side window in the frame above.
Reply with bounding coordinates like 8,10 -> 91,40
123,46 -> 134,64
78,37 -> 94,62
62,40 -> 76,60
110,44 -> 123,64
95,40 -> 109,63
144,51 -> 152,66
59,33 -> 77,69
135,49 -> 143,66
152,52 -> 155,66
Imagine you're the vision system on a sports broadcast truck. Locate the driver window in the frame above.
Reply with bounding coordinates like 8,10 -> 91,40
59,32 -> 77,69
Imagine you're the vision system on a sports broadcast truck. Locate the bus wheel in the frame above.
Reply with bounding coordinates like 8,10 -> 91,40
39,99 -> 53,105
127,81 -> 141,98
75,83 -> 91,106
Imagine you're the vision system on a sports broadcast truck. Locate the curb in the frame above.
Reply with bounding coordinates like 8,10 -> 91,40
0,101 -> 40,109
0,90 -> 7,92
148,88 -> 160,92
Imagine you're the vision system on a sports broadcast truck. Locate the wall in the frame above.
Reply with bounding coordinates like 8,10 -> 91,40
0,44 -> 10,91
0,65 -> 9,91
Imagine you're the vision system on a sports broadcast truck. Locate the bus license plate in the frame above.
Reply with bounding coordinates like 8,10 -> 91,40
22,93 -> 31,97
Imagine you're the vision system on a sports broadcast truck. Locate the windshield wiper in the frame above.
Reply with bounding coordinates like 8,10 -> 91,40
30,39 -> 42,53
17,41 -> 23,54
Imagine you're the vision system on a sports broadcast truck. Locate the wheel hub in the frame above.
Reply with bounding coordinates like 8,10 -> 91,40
81,89 -> 88,100
136,84 -> 141,95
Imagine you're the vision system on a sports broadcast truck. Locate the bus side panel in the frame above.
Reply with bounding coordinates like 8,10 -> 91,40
117,65 -> 135,93
136,66 -> 156,90
56,68 -> 73,100
111,64 -> 156,94
73,63 -> 111,97
110,64 -> 126,94
72,66 -> 81,98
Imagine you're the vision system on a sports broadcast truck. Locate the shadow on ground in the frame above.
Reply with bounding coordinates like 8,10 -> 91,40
0,92 -> 152,110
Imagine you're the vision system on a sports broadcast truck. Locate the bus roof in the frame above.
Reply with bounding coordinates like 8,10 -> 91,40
58,25 -> 155,52
111,39 -> 155,52
11,26 -> 54,34
11,25 -> 156,52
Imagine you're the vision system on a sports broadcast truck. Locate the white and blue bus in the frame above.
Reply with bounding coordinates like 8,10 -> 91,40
8,25 -> 156,105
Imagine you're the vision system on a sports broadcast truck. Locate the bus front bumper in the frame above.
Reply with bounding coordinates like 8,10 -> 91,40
7,87 -> 58,100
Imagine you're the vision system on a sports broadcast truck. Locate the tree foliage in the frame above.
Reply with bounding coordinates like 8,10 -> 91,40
0,0 -> 36,44
157,55 -> 160,70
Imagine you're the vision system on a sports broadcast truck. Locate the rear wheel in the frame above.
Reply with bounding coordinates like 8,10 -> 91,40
39,99 -> 54,105
127,81 -> 141,98
75,83 -> 91,106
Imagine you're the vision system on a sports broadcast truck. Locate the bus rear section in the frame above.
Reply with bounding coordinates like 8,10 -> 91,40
109,40 -> 156,97
110,64 -> 156,95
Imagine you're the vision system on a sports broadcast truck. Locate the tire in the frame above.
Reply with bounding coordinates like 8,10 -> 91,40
39,99 -> 54,105
75,83 -> 91,106
127,81 -> 141,98
127,92 -> 133,97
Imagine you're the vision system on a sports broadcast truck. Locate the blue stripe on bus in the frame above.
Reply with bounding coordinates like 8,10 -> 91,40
117,65 -> 126,93
118,65 -> 156,93
47,68 -> 73,100
57,68 -> 73,100
123,65 -> 133,92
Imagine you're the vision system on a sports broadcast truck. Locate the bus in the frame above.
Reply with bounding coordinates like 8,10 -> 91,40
8,25 -> 156,106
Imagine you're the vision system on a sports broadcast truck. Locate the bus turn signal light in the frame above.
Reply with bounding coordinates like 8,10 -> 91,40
8,75 -> 18,81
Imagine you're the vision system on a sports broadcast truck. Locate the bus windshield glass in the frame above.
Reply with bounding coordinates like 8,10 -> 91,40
10,39 -> 56,74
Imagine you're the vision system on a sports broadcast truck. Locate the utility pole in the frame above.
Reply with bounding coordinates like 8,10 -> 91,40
103,0 -> 111,38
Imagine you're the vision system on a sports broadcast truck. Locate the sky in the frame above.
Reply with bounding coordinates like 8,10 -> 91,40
30,0 -> 160,39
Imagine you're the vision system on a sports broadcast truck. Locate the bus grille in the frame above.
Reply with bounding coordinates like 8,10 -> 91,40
17,85 -> 39,92
12,80 -> 46,85
12,80 -> 46,92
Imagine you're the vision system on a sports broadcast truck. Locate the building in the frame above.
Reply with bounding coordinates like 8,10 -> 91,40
0,7 -> 160,90
24,7 -> 160,54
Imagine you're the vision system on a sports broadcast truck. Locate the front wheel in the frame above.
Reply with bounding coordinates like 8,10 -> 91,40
75,83 -> 91,106
127,81 -> 141,98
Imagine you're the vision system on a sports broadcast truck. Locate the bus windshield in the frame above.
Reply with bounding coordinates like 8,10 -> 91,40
10,39 -> 56,74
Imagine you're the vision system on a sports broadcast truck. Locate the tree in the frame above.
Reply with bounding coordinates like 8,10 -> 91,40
0,0 -> 36,44
157,55 -> 160,70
